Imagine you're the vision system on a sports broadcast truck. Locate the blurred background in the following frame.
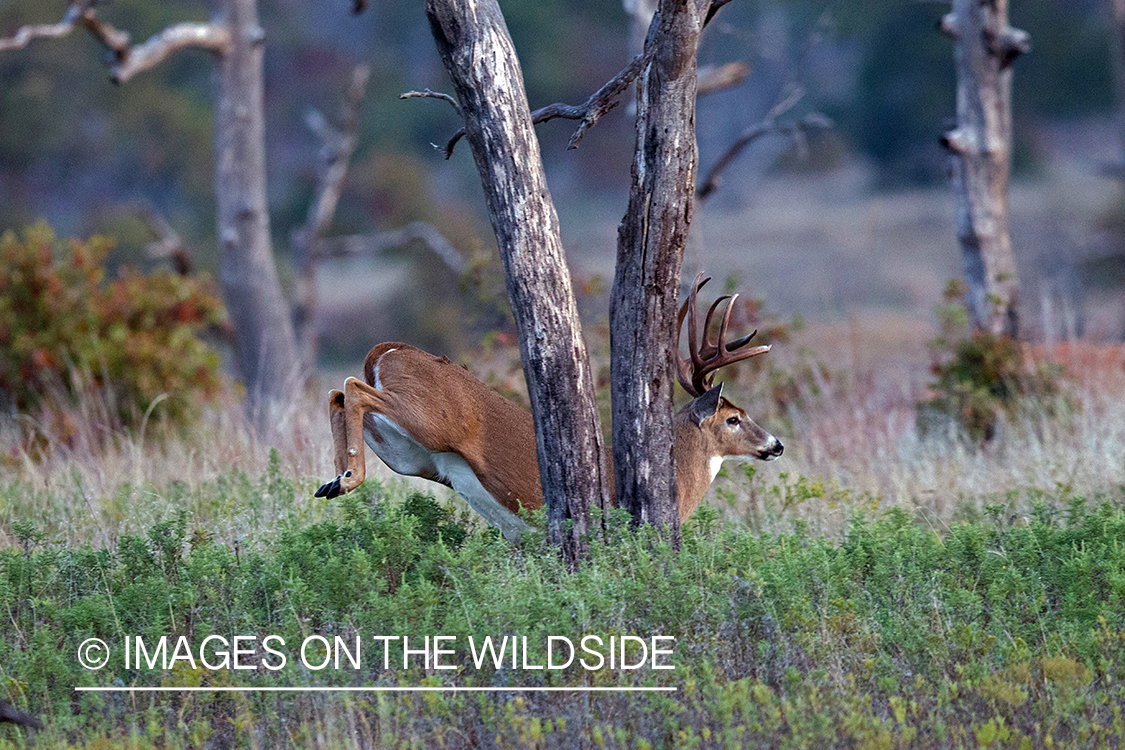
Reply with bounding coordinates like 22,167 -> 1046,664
2,0 -> 1122,370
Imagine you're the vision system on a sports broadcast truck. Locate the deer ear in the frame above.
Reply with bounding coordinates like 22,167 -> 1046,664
689,383 -> 724,426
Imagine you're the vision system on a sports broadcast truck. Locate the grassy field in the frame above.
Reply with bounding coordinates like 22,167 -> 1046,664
1,331 -> 1124,748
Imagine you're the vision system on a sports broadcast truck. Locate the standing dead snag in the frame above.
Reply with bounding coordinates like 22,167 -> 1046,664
1,0 -> 302,417
610,0 -> 712,547
212,0 -> 302,413
941,0 -> 1030,338
423,0 -> 611,566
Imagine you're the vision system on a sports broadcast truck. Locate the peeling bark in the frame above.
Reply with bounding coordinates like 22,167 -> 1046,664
424,0 -> 610,566
941,0 -> 1029,337
610,0 -> 710,548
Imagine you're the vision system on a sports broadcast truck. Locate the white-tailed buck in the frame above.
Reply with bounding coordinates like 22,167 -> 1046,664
316,275 -> 783,540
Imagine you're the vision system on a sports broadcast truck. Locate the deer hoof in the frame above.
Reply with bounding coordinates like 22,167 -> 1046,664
314,475 -> 344,499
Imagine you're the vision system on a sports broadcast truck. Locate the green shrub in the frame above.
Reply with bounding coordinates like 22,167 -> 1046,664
0,223 -> 225,433
2,474 -> 1124,748
919,280 -> 1076,443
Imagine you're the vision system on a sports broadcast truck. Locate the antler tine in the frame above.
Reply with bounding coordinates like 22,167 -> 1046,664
689,275 -> 708,373
726,329 -> 758,351
715,293 -> 737,356
695,290 -> 773,389
676,274 -> 710,397
700,294 -> 731,356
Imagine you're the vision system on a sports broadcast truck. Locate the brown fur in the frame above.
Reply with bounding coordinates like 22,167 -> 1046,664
325,343 -> 781,523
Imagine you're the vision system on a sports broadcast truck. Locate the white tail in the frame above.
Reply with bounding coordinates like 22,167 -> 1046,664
316,274 -> 782,540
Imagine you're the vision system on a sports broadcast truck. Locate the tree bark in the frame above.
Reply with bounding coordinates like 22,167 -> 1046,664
610,0 -> 708,547
214,0 -> 301,411
1114,0 -> 1125,159
424,0 -> 611,565
941,0 -> 1029,338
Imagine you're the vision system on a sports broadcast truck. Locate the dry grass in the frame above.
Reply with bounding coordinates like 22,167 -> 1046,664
1,324 -> 1123,550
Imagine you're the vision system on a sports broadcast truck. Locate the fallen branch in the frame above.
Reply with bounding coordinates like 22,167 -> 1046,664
0,700 -> 41,730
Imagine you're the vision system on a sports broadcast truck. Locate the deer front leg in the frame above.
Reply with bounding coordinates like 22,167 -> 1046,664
315,390 -> 351,499
337,376 -> 393,493
316,379 -> 389,499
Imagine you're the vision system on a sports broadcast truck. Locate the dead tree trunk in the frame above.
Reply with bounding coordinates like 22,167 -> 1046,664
424,0 -> 611,566
214,0 -> 301,410
1,0 -> 302,415
610,0 -> 709,547
940,0 -> 1029,338
1114,0 -> 1125,160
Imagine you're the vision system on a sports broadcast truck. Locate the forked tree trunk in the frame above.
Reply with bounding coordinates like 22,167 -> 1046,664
424,0 -> 611,566
941,0 -> 1029,338
215,0 -> 301,411
610,0 -> 708,547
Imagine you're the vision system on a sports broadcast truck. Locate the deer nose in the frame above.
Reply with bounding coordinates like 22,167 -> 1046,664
767,438 -> 784,459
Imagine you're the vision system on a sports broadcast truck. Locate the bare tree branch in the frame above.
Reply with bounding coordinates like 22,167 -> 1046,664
293,63 -> 371,365
132,199 -> 194,276
697,61 -> 750,96
0,2 -> 122,52
400,88 -> 461,115
697,109 -> 831,199
704,0 -> 737,28
313,222 -> 468,275
413,48 -> 656,160
109,22 -> 230,84
697,2 -> 838,200
0,16 -> 78,52
1,4 -> 229,84
413,19 -> 747,161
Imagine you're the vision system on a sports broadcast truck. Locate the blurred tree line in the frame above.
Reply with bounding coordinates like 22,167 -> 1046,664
0,0 -> 1117,361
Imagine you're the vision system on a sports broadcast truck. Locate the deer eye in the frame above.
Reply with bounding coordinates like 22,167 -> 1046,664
726,416 -> 740,427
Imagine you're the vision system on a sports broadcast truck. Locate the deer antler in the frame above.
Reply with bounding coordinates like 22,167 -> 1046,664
676,273 -> 771,397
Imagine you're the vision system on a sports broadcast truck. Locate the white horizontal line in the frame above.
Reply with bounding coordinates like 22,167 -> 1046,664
75,686 -> 676,693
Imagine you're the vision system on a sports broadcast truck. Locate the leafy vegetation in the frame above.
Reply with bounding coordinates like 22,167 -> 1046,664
918,280 -> 1077,443
1,469 -> 1123,749
0,223 -> 224,435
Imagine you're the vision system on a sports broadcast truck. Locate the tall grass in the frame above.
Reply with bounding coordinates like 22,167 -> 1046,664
2,332 -> 1123,548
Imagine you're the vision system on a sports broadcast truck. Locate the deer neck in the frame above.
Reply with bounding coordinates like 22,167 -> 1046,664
672,412 -> 720,521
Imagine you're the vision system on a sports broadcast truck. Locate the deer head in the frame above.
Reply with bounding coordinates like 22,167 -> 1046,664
675,273 -> 783,464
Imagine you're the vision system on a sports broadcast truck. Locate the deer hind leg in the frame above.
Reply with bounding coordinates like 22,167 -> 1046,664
315,379 -> 390,498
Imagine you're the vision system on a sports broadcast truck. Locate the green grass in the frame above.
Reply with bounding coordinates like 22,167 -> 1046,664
1,468 -> 1124,749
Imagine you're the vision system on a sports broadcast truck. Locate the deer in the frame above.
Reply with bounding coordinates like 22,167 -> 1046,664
315,274 -> 783,541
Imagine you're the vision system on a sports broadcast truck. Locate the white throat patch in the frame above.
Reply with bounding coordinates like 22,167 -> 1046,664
709,456 -> 724,483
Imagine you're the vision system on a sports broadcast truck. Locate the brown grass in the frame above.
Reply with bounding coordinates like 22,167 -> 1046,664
1,324 -> 1123,550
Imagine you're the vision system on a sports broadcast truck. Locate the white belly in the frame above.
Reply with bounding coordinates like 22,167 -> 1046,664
363,413 -> 530,542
